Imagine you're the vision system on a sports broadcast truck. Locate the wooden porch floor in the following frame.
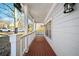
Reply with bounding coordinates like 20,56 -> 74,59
23,36 -> 56,56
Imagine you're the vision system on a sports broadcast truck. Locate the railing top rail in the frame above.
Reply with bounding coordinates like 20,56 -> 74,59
20,31 -> 35,39
16,31 -> 35,42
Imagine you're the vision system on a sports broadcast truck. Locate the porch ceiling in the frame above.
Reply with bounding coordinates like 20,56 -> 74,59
26,3 -> 53,23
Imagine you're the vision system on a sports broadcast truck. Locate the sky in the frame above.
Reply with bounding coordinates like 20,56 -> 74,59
0,3 -> 14,23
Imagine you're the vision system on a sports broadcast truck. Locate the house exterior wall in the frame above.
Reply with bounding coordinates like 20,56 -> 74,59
45,3 -> 79,56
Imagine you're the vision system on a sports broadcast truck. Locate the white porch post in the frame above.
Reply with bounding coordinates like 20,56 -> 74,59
9,34 -> 16,56
22,4 -> 28,53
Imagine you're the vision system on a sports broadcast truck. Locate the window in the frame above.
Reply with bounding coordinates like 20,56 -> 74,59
45,21 -> 51,38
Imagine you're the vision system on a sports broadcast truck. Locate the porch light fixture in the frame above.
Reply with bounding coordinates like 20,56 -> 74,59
64,3 -> 75,13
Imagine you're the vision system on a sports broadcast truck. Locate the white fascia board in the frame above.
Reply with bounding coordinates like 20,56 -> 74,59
44,3 -> 58,24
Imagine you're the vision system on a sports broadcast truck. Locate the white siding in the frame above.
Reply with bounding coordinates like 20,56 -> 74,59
46,3 -> 79,56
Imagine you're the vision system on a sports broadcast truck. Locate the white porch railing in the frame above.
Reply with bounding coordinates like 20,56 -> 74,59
16,32 -> 35,56
36,32 -> 44,36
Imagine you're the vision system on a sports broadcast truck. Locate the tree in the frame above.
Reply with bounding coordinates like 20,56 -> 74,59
0,3 -> 22,33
